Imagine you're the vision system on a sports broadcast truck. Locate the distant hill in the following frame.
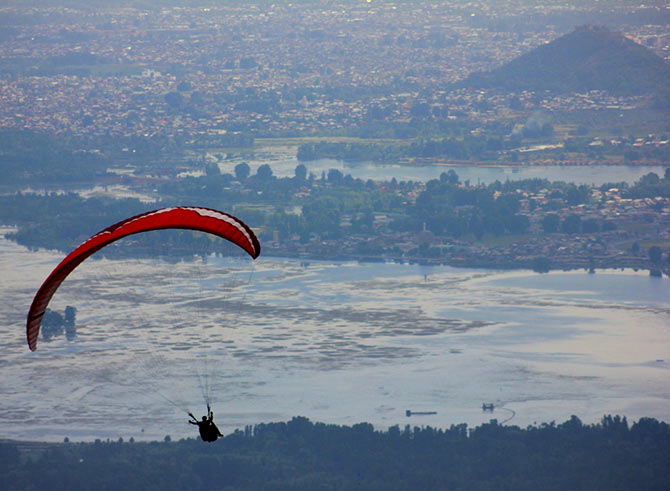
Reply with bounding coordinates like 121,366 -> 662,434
462,25 -> 670,95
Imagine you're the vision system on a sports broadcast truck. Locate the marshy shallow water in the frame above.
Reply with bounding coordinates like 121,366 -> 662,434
1,231 -> 668,442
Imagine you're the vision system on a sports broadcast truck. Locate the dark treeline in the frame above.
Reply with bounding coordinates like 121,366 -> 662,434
0,193 -> 150,253
404,171 -> 532,239
0,192 -> 261,258
297,140 -> 406,163
0,129 -> 254,184
2,415 -> 669,490
0,130 -> 111,183
1,166 -> 669,261
603,169 -> 670,199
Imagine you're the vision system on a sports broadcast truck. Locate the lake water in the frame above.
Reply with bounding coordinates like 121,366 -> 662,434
2,230 -> 669,442
6,147 -> 665,204
214,144 -> 669,185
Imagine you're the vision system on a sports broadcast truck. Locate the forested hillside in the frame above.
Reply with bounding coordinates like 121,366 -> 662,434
2,416 -> 668,490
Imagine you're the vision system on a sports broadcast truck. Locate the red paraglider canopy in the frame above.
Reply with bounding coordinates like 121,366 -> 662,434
26,206 -> 261,351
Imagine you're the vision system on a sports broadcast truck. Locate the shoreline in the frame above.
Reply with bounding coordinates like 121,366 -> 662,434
261,246 -> 669,277
2,230 -> 666,278
1,411 -> 668,445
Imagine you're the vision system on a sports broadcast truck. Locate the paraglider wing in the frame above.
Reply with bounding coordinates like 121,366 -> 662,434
26,207 -> 260,351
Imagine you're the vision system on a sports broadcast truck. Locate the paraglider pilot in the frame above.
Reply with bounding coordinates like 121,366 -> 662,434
189,404 -> 223,442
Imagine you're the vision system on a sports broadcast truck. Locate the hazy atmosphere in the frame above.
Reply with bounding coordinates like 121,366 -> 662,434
1,1 -> 669,489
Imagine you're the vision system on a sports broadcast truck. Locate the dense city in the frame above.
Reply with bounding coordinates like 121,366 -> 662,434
1,1 -> 669,145
1,0 -> 669,274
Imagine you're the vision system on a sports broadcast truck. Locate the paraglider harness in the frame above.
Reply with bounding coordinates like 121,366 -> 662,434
189,404 -> 223,442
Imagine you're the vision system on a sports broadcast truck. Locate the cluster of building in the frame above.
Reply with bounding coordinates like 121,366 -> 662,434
1,2 -> 667,141
264,182 -> 670,272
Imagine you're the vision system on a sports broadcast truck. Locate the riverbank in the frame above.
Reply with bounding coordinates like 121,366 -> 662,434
262,243 -> 668,276
262,225 -> 670,277
2,225 -> 666,278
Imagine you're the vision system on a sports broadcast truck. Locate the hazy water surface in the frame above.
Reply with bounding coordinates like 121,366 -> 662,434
214,145 -> 668,185
1,231 -> 669,442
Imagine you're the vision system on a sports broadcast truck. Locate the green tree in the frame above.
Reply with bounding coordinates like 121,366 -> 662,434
506,214 -> 530,234
561,214 -> 582,234
256,164 -> 273,181
649,246 -> 662,264
234,162 -> 250,182
582,219 -> 600,233
624,149 -> 642,162
302,200 -> 341,239
205,163 -> 221,177
542,213 -> 560,233
327,168 -> 344,184
531,256 -> 550,273
294,164 -> 307,181
440,169 -> 459,184
602,221 -> 617,231
640,172 -> 660,186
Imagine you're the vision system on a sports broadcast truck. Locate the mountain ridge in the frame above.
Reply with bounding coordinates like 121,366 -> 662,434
461,25 -> 670,96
